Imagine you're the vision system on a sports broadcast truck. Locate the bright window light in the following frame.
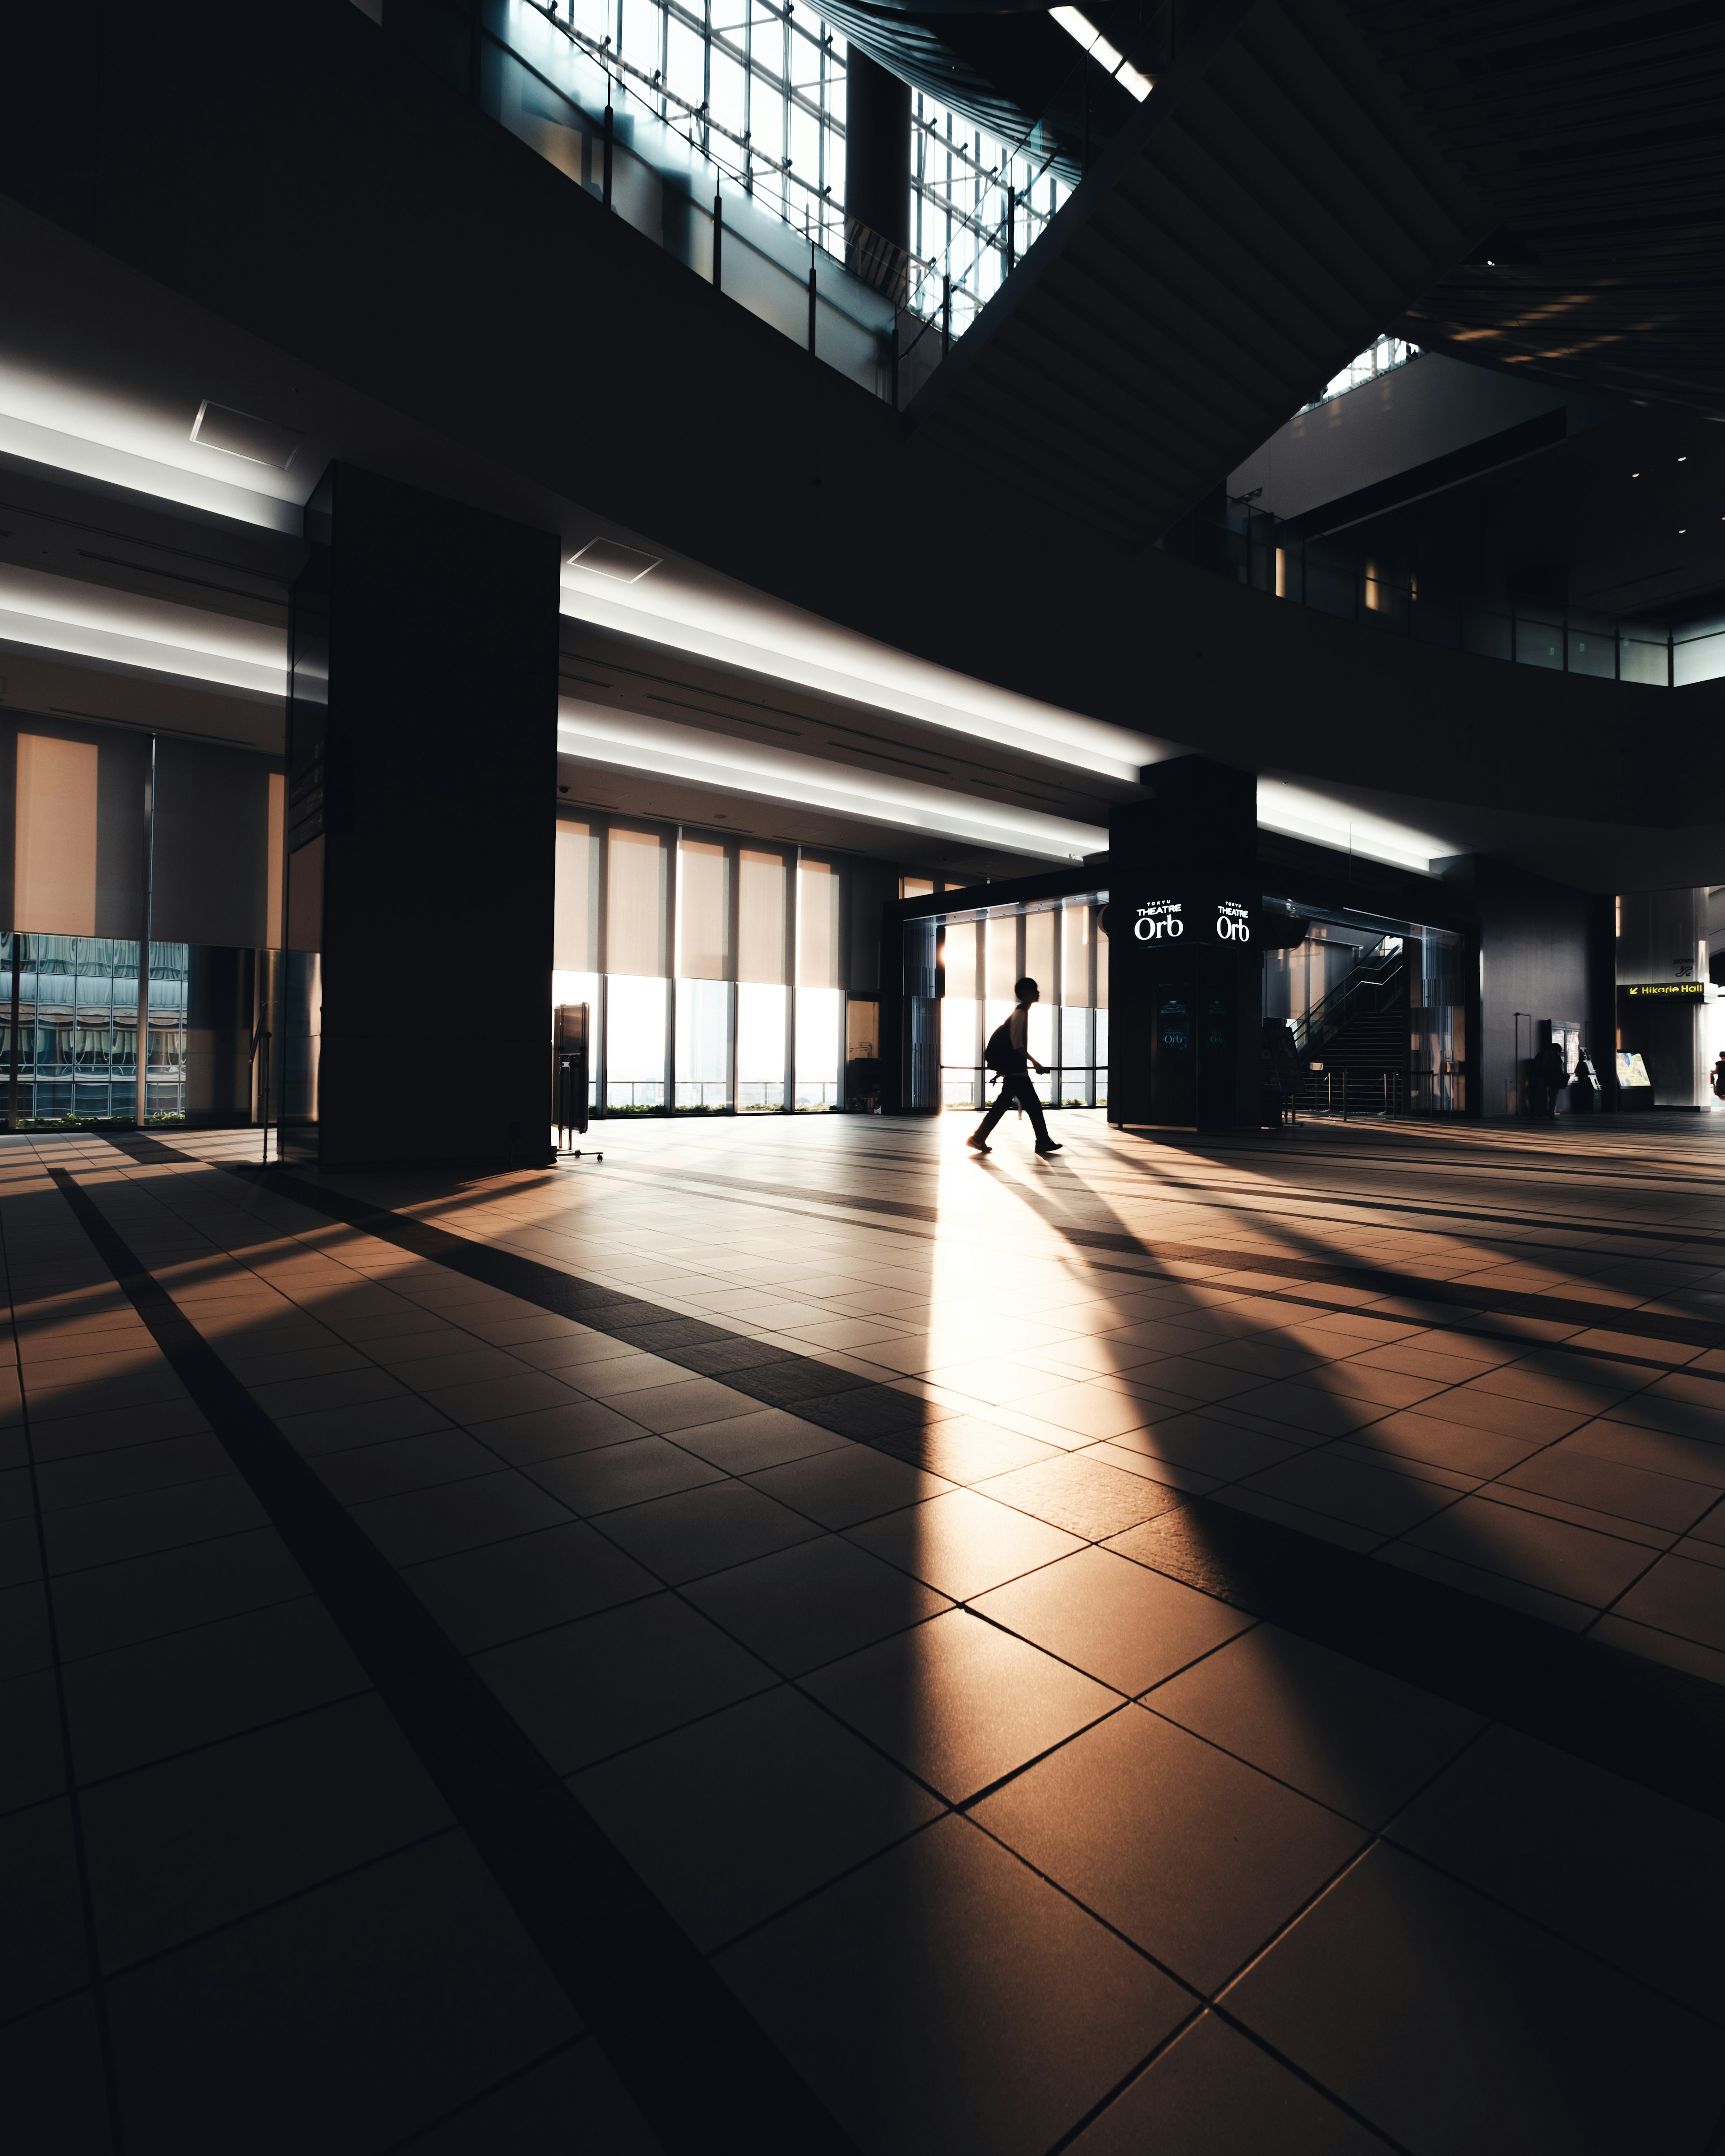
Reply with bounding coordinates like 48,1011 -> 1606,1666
1049,6 -> 1153,101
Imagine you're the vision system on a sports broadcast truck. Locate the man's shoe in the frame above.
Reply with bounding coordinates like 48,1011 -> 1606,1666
967,1132 -> 991,1152
1035,1142 -> 1063,1155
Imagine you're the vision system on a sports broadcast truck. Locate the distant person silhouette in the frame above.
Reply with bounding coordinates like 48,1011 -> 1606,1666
1530,1036 -> 1567,1120
969,978 -> 1062,1156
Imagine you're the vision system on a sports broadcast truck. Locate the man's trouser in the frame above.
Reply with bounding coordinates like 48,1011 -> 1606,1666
977,1074 -> 1053,1148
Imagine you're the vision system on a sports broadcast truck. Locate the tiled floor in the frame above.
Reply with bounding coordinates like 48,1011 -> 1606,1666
8,1108 -> 1725,2151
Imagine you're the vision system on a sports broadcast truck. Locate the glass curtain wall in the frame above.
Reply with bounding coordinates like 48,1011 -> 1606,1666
0,934 -> 189,1122
554,0 -> 1071,294
909,92 -> 1075,338
556,814 -> 852,1115
933,897 -> 1108,1111
560,0 -> 847,252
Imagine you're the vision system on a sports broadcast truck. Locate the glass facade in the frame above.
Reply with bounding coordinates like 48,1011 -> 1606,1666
0,934 -> 189,1122
554,814 -> 865,1115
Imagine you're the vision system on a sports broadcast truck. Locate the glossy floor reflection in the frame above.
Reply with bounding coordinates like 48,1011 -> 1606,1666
7,1110 -> 1725,2152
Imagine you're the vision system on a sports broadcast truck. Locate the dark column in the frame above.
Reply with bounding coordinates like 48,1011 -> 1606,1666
285,464 -> 560,1171
1108,757 -> 1261,1130
184,946 -> 256,1127
845,50 -> 911,256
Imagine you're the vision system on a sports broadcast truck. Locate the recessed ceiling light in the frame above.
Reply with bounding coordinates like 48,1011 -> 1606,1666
190,399 -> 301,470
1632,471 -> 1640,477
1679,455 -> 1687,462
568,537 -> 661,583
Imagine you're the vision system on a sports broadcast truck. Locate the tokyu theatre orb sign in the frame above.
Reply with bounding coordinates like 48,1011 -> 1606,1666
1133,897 -> 1253,944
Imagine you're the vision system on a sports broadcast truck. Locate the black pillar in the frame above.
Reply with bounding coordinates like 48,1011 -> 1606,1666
845,50 -> 911,256
184,945 -> 255,1127
1108,758 -> 1262,1130
285,464 -> 560,1171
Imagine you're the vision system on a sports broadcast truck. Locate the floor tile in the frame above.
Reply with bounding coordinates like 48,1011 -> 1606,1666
522,1436 -> 725,1516
81,1694 -> 451,1968
473,1592 -> 776,1772
464,1396 -> 649,1464
0,1667 -> 66,1814
977,1453 -> 1182,1540
593,1480 -> 823,1585
1238,1449 -> 1460,1537
970,1546 -> 1251,1696
311,1429 -> 503,1506
1222,1842 -> 1722,2156
805,1607 -> 1118,1800
1069,2011 -> 1384,2155
1,1988 -> 115,2152
61,1598 -> 371,1782
349,1470 -> 574,1565
1561,1417 -> 1725,1490
0,1798 -> 88,2019
664,1406 -> 848,1475
1145,1624 -> 1484,1827
1495,1446 -> 1718,1534
573,1686 -> 942,1949
41,1475 -> 268,1574
402,1518 -> 659,1651
103,1835 -> 577,2155
974,1705 -> 1364,1991
1389,1723 -> 1725,2022
718,1814 -> 1190,2156
48,1529 -> 310,1661
746,1444 -> 955,1528
400,2038 -> 663,2154
683,1535 -> 949,1674
845,1488 -> 1084,1602
1606,1551 -> 1725,1653
32,1431 -> 233,1511
1403,1493 -> 1656,1608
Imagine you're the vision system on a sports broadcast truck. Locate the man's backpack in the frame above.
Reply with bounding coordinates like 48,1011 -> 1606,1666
983,1017 -> 1018,1076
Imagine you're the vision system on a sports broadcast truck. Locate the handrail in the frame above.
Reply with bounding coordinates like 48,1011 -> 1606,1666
1169,489 -> 1696,689
1293,945 -> 1403,1055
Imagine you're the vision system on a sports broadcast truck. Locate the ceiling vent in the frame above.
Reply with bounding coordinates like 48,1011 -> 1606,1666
568,537 -> 661,583
190,400 -> 302,470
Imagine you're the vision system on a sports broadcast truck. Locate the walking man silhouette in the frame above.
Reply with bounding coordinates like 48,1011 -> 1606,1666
969,977 -> 1062,1156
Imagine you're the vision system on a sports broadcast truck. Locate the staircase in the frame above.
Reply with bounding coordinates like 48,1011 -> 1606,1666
1293,939 -> 1408,1113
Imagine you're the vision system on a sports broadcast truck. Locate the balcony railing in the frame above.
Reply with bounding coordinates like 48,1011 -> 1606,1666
1165,493 -> 1725,689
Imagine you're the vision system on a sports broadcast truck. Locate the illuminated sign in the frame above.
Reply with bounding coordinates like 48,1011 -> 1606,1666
1132,896 -> 1254,944
1621,982 -> 1705,1001
1135,900 -> 1184,941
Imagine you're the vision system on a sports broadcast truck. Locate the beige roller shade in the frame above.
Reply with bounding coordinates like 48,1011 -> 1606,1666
16,734 -> 97,934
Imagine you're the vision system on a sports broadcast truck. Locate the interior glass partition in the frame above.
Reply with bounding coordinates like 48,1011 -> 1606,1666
911,892 -> 1109,1113
1411,926 -> 1467,1113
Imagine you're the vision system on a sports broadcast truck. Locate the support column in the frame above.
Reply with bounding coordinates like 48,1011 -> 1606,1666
844,49 -> 911,260
1108,757 -> 1261,1130
285,464 -> 560,1171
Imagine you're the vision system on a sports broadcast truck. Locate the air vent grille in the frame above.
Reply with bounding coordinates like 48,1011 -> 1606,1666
568,537 -> 661,583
